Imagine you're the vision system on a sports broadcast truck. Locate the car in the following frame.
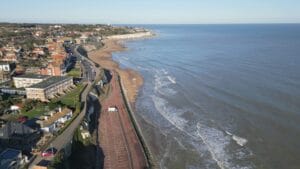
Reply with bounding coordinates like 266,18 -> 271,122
41,147 -> 57,157
17,116 -> 28,123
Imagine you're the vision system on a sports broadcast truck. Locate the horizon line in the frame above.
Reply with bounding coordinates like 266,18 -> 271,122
0,21 -> 300,25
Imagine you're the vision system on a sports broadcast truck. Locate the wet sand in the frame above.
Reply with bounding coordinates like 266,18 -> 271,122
89,39 -> 143,107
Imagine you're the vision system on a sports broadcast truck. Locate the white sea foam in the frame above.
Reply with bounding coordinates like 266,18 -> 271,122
167,76 -> 176,84
233,135 -> 248,147
196,123 -> 231,169
152,95 -> 230,169
174,136 -> 187,150
152,93 -> 253,169
226,131 -> 248,146
152,95 -> 187,132
154,69 -> 177,96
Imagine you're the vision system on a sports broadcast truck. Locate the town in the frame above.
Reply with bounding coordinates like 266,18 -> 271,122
0,23 -> 149,169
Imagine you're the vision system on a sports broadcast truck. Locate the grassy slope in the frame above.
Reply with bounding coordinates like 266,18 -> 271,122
22,84 -> 85,119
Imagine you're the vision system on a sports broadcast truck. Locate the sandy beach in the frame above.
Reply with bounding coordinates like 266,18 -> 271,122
89,33 -> 154,169
89,39 -> 144,107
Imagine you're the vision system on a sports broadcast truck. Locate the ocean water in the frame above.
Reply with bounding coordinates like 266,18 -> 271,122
112,24 -> 300,169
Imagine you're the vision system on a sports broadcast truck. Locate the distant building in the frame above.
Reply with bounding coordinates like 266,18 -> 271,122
0,51 -> 17,62
39,62 -> 66,76
13,74 -> 49,88
25,76 -> 73,102
0,122 -> 41,152
30,47 -> 45,59
25,67 -> 41,74
0,46 -> 18,63
0,63 -> 12,72
0,62 -> 15,83
37,107 -> 73,133
0,148 -> 24,169
0,88 -> 26,95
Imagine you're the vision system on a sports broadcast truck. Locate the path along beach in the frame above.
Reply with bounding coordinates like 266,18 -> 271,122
88,32 -> 155,169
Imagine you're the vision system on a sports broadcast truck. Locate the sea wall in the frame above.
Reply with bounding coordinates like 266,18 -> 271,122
118,74 -> 157,169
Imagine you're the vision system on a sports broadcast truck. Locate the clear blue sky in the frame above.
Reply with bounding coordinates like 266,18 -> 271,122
0,0 -> 300,24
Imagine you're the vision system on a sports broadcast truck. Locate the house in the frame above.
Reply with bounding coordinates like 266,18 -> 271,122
37,108 -> 73,133
76,34 -> 88,44
0,62 -> 13,72
0,48 -> 4,58
1,51 -> 17,62
0,62 -> 15,83
31,47 -> 45,57
0,46 -> 18,63
0,122 -> 41,152
0,148 -> 25,169
39,62 -> 66,76
13,74 -> 49,88
25,67 -> 41,74
25,76 -> 73,102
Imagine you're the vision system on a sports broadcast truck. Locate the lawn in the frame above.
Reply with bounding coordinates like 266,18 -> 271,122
22,84 -> 86,119
22,102 -> 57,119
57,84 -> 85,108
67,68 -> 81,78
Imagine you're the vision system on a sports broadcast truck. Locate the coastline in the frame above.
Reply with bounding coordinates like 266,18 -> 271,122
88,32 -> 156,168
89,32 -> 154,106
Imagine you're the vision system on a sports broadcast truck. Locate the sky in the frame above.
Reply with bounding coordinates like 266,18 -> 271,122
0,0 -> 300,24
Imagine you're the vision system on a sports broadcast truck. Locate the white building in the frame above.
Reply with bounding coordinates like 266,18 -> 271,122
0,62 -> 15,83
0,63 -> 10,72
37,108 -> 73,133
25,76 -> 73,102
13,74 -> 49,88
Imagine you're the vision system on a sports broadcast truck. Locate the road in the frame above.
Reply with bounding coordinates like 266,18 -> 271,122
29,83 -> 92,168
29,45 -> 100,168
74,45 -> 97,82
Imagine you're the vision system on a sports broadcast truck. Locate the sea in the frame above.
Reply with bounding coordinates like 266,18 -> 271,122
112,24 -> 300,169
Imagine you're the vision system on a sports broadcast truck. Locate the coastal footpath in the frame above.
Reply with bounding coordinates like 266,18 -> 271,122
88,32 -> 156,169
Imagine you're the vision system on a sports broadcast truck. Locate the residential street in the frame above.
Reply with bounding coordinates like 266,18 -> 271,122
29,46 -> 100,168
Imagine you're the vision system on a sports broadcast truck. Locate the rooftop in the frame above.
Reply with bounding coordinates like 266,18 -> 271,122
36,160 -> 51,167
0,148 -> 21,159
29,76 -> 72,89
39,108 -> 72,127
0,121 -> 36,139
14,74 -> 49,79
0,62 -> 10,65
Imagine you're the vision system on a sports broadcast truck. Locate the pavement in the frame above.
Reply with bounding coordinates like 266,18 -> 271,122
74,45 -> 97,82
29,82 -> 92,168
29,45 -> 100,168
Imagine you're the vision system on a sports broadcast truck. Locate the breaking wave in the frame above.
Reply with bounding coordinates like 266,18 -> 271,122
154,69 -> 177,96
151,80 -> 253,169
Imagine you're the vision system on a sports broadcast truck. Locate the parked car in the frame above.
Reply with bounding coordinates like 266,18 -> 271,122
41,147 -> 57,157
17,116 -> 28,123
